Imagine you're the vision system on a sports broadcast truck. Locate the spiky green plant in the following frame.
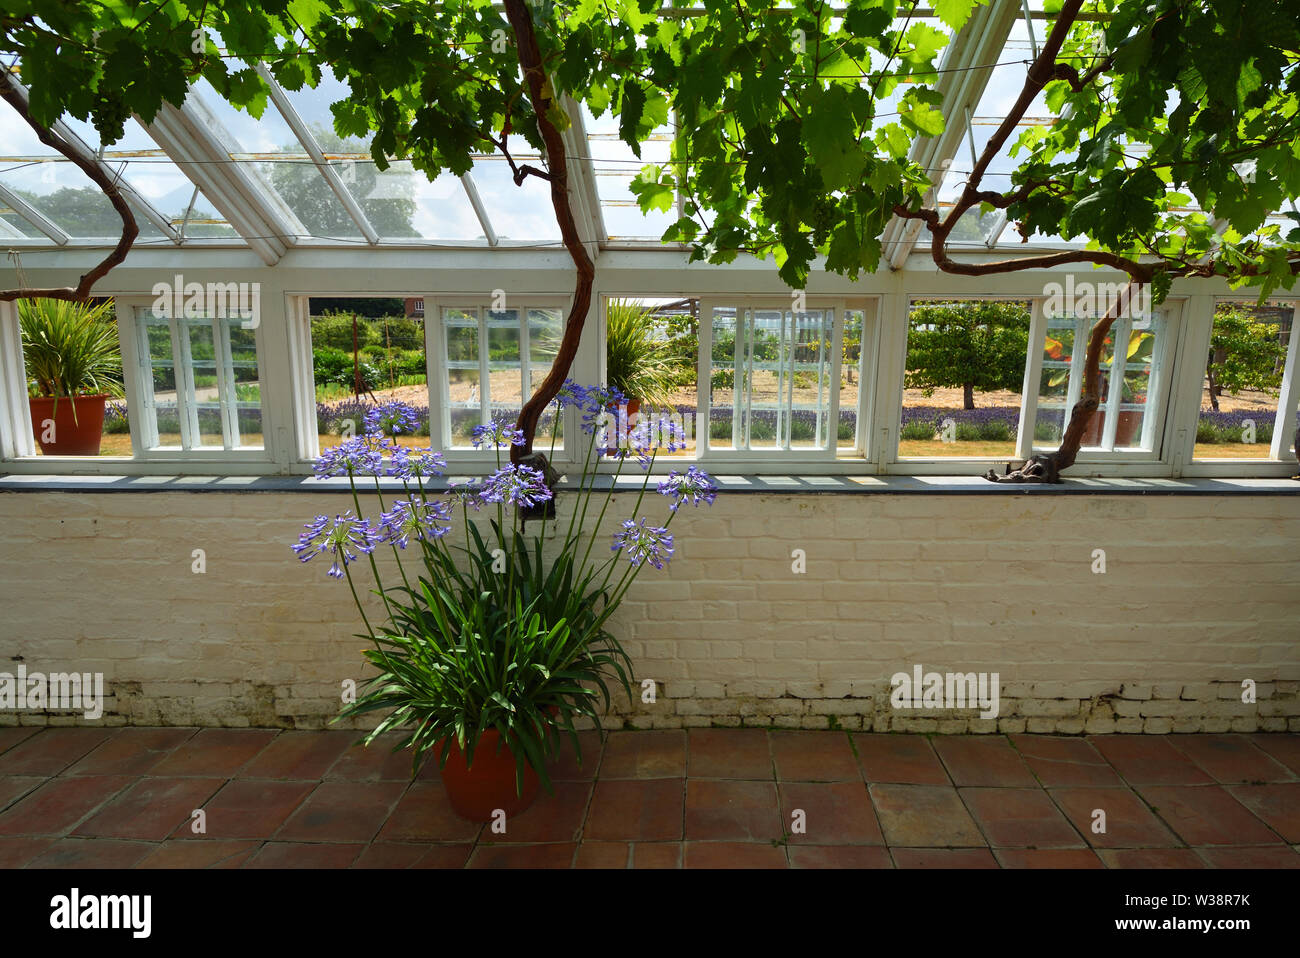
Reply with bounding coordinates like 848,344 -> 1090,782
604,300 -> 679,409
18,299 -> 123,418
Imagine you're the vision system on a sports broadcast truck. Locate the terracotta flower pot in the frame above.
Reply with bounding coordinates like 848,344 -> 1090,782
1080,408 -> 1142,448
29,395 -> 108,456
603,397 -> 641,455
437,729 -> 540,822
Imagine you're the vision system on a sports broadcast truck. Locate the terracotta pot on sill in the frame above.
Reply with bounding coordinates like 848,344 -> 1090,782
29,395 -> 109,456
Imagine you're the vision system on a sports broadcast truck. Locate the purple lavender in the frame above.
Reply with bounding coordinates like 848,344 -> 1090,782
291,511 -> 384,578
479,464 -> 553,508
612,518 -> 675,570
657,466 -> 718,511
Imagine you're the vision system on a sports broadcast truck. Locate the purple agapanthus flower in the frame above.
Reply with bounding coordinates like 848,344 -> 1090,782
291,511 -> 384,578
389,446 -> 447,480
364,400 -> 422,437
657,465 -> 718,511
627,413 -> 688,468
447,481 -> 484,512
472,419 -> 527,449
611,517 -> 674,570
554,379 -> 590,411
314,437 -> 385,479
580,384 -> 629,435
478,464 -> 553,508
378,496 -> 451,549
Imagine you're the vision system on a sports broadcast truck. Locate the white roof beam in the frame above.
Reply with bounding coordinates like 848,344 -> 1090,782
254,63 -> 380,245
880,0 -> 1021,269
560,94 -> 605,257
460,173 -> 499,246
143,101 -> 292,265
0,180 -> 70,245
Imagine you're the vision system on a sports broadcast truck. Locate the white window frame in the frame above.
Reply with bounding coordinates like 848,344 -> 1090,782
125,301 -> 270,458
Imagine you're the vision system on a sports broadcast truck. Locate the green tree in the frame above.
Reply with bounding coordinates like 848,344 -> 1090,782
1205,306 -> 1288,410
904,301 -> 1031,409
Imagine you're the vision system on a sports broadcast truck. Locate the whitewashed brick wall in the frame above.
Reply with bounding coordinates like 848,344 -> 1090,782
0,490 -> 1296,733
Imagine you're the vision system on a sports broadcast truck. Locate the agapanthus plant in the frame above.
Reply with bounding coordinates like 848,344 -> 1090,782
291,389 -> 717,796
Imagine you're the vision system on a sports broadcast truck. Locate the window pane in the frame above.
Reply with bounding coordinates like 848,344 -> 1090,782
444,308 -> 481,447
486,309 -> 521,423
142,315 -> 181,449
528,309 -> 563,447
839,309 -> 865,453
184,319 -> 224,447
708,307 -> 740,449
226,322 -> 264,450
900,300 -> 1029,458
1192,302 -> 1290,460
1031,316 -> 1075,448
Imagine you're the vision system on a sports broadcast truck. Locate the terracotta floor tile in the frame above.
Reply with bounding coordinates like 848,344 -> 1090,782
547,731 -> 605,782
136,840 -> 261,869
683,842 -> 787,868
1137,784 -> 1282,845
1088,736 -> 1213,786
147,729 -> 277,778
0,837 -> 54,867
479,781 -> 591,843
1048,787 -> 1180,848
574,841 -> 629,868
0,777 -> 43,812
467,843 -> 577,868
771,732 -> 860,782
0,728 -> 116,777
1170,734 -> 1294,784
994,848 -> 1104,869
243,842 -> 363,869
1009,735 -> 1123,787
239,729 -> 356,780
584,779 -> 684,841
960,787 -> 1084,848
377,782 -> 483,843
869,784 -> 984,847
932,736 -> 1036,787
75,777 -> 224,840
779,782 -> 883,845
632,843 -> 681,868
788,845 -> 893,868
1227,783 -> 1300,842
275,781 -> 406,843
688,729 -> 772,780
66,728 -> 197,777
892,848 -> 998,869
852,734 -> 949,785
1196,845 -> 1300,868
685,780 -> 782,842
0,728 -> 40,756
181,779 -> 315,840
324,732 -> 421,782
1248,734 -> 1300,775
599,731 -> 686,779
1097,848 -> 1207,868
0,775 -> 132,836
353,843 -> 472,868
27,839 -> 155,869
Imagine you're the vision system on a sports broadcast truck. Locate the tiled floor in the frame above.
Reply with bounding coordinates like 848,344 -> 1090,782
0,726 -> 1297,868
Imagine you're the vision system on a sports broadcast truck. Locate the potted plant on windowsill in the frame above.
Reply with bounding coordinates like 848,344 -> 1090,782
292,390 -> 717,822
603,299 -> 678,451
19,298 -> 123,456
